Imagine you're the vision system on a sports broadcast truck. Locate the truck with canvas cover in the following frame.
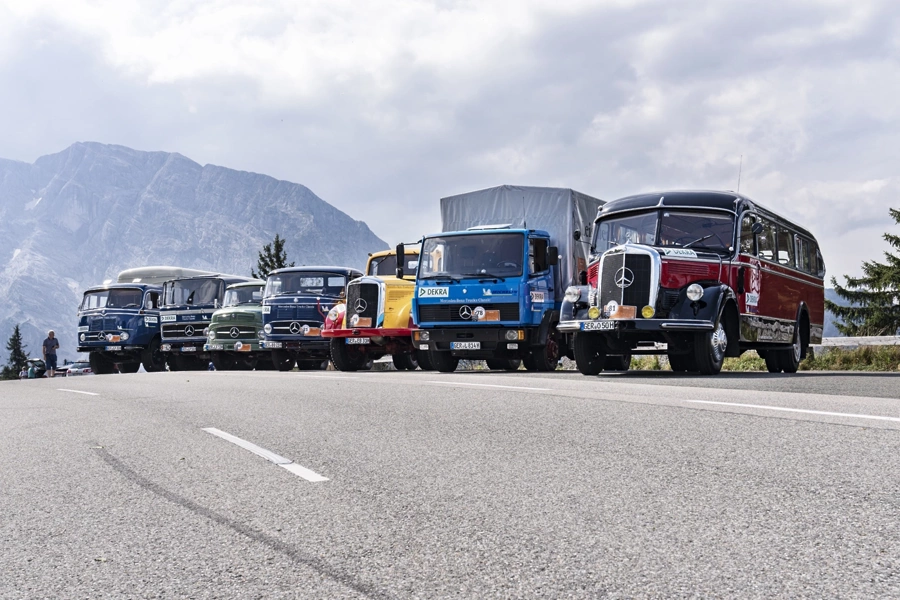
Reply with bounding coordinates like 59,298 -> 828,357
159,272 -> 256,370
406,185 -> 603,372
77,266 -> 215,374
323,247 -> 429,371
260,266 -> 363,371
203,280 -> 271,370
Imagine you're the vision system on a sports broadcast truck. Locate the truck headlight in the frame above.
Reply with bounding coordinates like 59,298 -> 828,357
350,314 -> 360,326
203,327 -> 209,336
419,330 -> 430,341
686,284 -> 703,302
120,332 -> 130,341
565,286 -> 581,303
209,331 -> 216,340
505,330 -> 519,341
79,333 -> 85,342
264,324 -> 272,334
258,330 -> 265,340
327,307 -> 339,321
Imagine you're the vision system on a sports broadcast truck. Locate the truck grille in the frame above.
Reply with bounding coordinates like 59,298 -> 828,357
347,281 -> 379,322
162,322 -> 209,340
210,326 -> 258,341
418,303 -> 519,323
89,317 -> 117,331
599,252 -> 653,308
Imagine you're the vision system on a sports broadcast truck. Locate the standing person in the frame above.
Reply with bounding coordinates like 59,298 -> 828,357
42,330 -> 60,377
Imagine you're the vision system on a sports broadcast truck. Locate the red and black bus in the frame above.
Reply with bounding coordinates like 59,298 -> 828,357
558,190 -> 825,375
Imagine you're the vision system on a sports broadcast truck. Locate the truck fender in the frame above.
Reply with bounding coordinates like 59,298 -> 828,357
534,310 -> 560,346
669,284 -> 735,324
560,285 -> 591,321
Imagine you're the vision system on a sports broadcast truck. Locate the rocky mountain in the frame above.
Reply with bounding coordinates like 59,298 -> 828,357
0,142 -> 386,362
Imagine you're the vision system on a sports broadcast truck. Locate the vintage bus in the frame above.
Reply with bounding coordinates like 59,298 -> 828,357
558,190 -> 825,375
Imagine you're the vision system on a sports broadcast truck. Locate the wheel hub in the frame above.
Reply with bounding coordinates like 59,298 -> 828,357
711,324 -> 727,361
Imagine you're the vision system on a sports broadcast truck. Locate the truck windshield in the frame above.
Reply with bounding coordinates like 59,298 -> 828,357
223,285 -> 263,307
81,288 -> 144,310
420,233 -> 524,279
368,254 -> 420,276
163,278 -> 222,307
264,273 -> 347,297
594,210 -> 735,253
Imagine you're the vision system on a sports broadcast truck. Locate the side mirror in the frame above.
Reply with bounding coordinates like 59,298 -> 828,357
547,246 -> 559,267
579,270 -> 588,285
751,222 -> 764,235
395,243 -> 405,279
573,230 -> 581,241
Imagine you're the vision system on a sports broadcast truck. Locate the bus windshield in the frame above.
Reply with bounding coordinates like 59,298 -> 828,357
420,233 -> 524,279
594,210 -> 735,253
223,285 -> 263,307
264,273 -> 347,298
81,288 -> 144,310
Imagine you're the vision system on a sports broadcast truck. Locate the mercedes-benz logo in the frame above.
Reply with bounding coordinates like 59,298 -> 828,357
289,322 -> 302,334
614,267 -> 635,289
184,325 -> 195,337
229,326 -> 240,339
459,305 -> 473,320
354,298 -> 368,313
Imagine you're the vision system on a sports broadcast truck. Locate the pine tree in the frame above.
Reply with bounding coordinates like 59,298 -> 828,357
826,208 -> 900,336
251,234 -> 295,279
1,324 -> 28,380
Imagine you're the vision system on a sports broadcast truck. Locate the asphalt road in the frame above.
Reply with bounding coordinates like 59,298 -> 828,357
2,369 -> 900,598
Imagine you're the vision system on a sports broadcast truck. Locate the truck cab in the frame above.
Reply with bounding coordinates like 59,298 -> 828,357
323,247 -> 426,371
260,266 -> 363,371
410,227 -> 561,372
203,280 -> 269,370
76,283 -> 163,374
159,273 -> 256,370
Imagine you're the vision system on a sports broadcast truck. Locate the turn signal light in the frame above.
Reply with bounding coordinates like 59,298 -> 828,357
588,306 -> 601,319
641,305 -> 655,319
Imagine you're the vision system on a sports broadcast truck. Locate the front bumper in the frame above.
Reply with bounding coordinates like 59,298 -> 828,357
204,341 -> 263,353
558,319 -> 715,333
322,327 -> 413,340
77,345 -> 145,354
160,341 -> 208,355
261,337 -> 330,353
411,327 -> 531,354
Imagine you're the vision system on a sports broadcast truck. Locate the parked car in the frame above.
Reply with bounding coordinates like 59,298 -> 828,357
65,361 -> 93,376
26,358 -> 46,378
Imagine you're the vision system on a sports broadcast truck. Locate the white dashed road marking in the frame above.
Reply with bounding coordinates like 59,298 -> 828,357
57,388 -> 99,396
202,427 -> 329,482
427,381 -> 551,392
687,400 -> 900,423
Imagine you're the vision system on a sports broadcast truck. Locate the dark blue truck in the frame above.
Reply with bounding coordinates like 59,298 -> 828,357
406,185 -> 603,372
260,266 -> 363,371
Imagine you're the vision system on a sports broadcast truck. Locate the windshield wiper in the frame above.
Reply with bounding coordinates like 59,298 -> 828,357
462,271 -> 506,281
683,234 -> 715,248
421,274 -> 459,283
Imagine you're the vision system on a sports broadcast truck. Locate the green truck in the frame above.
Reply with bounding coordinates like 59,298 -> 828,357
203,280 -> 272,370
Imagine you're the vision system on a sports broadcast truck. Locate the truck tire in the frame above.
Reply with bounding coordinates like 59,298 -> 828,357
606,353 -> 631,371
486,359 -> 521,371
667,352 -> 697,372
766,323 -> 803,374
118,361 -> 141,374
429,350 -> 459,373
272,350 -> 296,372
211,353 -> 236,371
89,352 -> 116,375
694,319 -> 727,375
330,338 -> 367,372
573,333 -> 607,375
141,337 -> 165,372
392,353 -> 418,371
416,349 -> 435,371
296,360 -> 326,371
523,338 -> 560,372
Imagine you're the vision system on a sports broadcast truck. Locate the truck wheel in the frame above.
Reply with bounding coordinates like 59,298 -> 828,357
330,338 -> 366,372
141,338 -> 165,372
89,352 -> 116,375
211,354 -> 236,371
392,353 -> 418,371
416,349 -> 435,371
429,350 -> 459,373
272,350 -> 296,372
118,361 -> 141,374
296,360 -> 325,371
606,353 -> 631,371
523,337 -> 560,372
694,319 -> 727,375
764,350 -> 782,373
486,359 -> 521,371
667,352 -> 697,373
573,333 -> 607,375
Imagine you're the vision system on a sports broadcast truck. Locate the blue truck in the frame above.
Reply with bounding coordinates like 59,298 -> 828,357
159,272 -> 256,370
77,266 -> 214,374
406,185 -> 603,372
260,266 -> 364,371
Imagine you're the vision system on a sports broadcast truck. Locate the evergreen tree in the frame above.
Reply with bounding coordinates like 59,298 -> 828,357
251,234 -> 295,279
1,324 -> 28,380
826,208 -> 900,336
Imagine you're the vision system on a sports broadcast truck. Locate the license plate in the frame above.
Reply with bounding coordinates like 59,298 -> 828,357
182,346 -> 197,352
451,341 -> 480,350
347,337 -> 370,345
206,344 -> 224,351
105,345 -> 122,351
582,320 -> 616,331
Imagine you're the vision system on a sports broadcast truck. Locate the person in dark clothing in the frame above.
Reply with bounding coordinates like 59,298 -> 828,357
43,330 -> 60,377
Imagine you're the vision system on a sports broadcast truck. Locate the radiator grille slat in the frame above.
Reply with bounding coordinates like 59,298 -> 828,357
347,282 -> 380,322
599,253 -> 652,308
418,303 -> 519,323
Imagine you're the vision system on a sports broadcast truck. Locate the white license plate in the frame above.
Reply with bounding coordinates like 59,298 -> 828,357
105,345 -> 122,351
582,320 -> 616,331
346,337 -> 370,345
451,341 -> 480,350
206,344 -> 224,350
182,346 -> 197,352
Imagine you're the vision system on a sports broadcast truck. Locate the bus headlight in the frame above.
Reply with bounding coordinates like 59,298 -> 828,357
565,286 -> 581,303
686,284 -> 703,302
264,324 -> 272,334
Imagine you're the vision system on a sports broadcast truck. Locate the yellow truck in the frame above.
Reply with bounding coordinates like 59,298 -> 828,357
323,247 -> 431,371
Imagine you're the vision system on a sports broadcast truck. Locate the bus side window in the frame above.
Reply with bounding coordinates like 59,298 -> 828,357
796,237 -> 811,273
776,226 -> 795,267
815,245 -> 826,278
739,215 -> 756,255
756,219 -> 775,261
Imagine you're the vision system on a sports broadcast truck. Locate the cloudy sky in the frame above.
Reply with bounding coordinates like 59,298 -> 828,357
0,0 -> 897,281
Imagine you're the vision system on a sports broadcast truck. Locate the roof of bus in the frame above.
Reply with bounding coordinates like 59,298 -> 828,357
84,282 -> 161,293
268,266 -> 363,277
226,280 -> 265,289
598,190 -> 818,241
